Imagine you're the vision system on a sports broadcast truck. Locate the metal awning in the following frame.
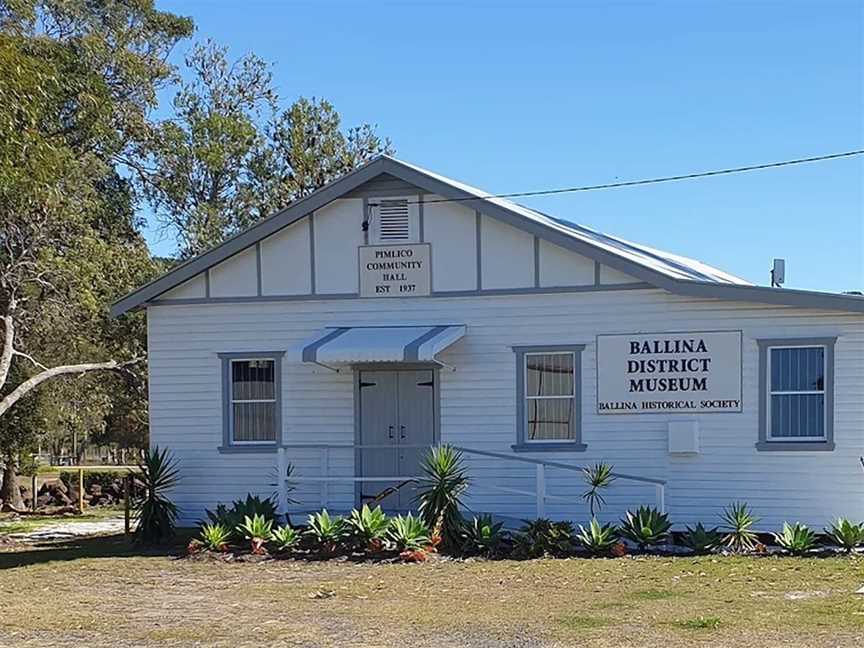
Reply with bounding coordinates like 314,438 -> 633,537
299,325 -> 466,366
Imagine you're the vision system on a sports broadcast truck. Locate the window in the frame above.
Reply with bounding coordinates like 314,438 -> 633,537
219,352 -> 283,452
757,338 -> 836,451
513,345 -> 586,452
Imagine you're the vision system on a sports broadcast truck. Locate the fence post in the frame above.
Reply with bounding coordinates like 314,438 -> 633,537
655,483 -> 666,515
77,467 -> 84,513
124,474 -> 131,536
276,446 -> 288,518
535,463 -> 546,518
31,474 -> 37,512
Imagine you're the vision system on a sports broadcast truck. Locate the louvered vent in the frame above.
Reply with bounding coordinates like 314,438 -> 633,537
375,199 -> 411,242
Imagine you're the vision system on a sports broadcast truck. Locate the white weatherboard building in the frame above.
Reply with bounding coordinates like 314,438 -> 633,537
114,156 -> 864,529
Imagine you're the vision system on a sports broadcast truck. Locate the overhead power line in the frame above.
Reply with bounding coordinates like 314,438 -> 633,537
416,149 -> 864,205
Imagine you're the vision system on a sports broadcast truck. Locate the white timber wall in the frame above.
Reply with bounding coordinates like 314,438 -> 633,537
147,290 -> 864,529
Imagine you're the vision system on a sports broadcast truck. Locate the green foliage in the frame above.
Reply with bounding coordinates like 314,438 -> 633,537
772,522 -> 818,556
387,513 -> 431,552
575,518 -> 619,556
620,507 -> 672,549
306,509 -> 348,554
824,518 -> 864,553
681,523 -> 722,555
416,445 -> 469,553
348,504 -> 390,549
271,525 -> 301,553
462,514 -> 506,557
581,462 -> 616,517
513,518 -> 575,558
205,494 -> 278,530
238,513 -> 274,554
133,447 -> 179,544
721,502 -> 760,553
199,523 -> 232,552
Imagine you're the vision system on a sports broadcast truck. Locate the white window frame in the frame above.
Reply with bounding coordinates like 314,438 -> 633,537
765,344 -> 828,443
219,352 -> 284,453
524,351 -> 577,444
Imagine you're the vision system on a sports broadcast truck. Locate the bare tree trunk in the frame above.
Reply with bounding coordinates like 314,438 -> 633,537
0,457 -> 24,511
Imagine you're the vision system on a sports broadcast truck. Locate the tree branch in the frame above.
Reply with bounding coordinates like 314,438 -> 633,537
0,314 -> 14,392
0,358 -> 143,418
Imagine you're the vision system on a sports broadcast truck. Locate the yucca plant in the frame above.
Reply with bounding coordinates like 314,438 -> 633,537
271,525 -> 301,553
134,446 -> 180,545
416,445 -> 470,553
199,523 -> 232,552
824,518 -> 864,553
306,509 -> 348,556
238,513 -> 274,554
620,506 -> 672,550
513,518 -> 575,558
462,514 -> 506,557
773,522 -> 818,556
681,523 -> 722,555
575,518 -> 619,556
721,502 -> 760,553
348,504 -> 390,553
387,513 -> 431,552
581,462 -> 616,517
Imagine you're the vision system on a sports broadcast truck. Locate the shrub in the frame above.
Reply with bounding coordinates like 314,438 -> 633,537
721,502 -> 760,553
387,513 -> 431,552
416,445 -> 469,553
581,462 -> 616,517
134,447 -> 180,545
513,518 -> 575,558
773,522 -> 818,556
681,523 -> 722,555
271,525 -> 301,553
824,518 -> 864,553
575,518 -> 619,556
306,509 -> 348,555
238,513 -> 274,554
348,504 -> 390,552
620,506 -> 671,550
205,494 -> 278,530
199,523 -> 232,552
462,514 -> 506,557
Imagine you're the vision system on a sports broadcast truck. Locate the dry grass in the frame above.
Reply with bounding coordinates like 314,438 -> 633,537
0,534 -> 862,647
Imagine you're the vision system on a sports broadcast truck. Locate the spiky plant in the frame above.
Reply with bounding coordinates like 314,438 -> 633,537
387,513 -> 431,551
238,514 -> 274,554
513,518 -> 575,558
681,523 -> 722,555
575,518 -> 619,556
581,462 -> 616,517
721,502 -> 760,553
271,525 -> 301,553
773,522 -> 818,556
824,518 -> 864,553
348,504 -> 390,553
620,506 -> 672,550
199,523 -> 232,552
306,509 -> 348,556
462,514 -> 506,557
416,445 -> 470,553
134,446 -> 180,545
205,494 -> 278,529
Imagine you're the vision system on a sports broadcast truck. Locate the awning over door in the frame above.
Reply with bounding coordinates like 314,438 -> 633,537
299,325 -> 466,365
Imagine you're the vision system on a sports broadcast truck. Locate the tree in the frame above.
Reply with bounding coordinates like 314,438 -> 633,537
0,0 -> 192,508
142,41 -> 393,258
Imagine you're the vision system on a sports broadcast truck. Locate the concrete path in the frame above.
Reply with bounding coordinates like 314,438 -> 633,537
7,517 -> 126,542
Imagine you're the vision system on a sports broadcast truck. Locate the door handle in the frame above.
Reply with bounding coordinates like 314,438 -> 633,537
400,425 -> 406,440
388,425 -> 394,440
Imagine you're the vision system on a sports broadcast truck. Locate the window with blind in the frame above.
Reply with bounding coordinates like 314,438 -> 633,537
219,353 -> 282,450
767,346 -> 826,441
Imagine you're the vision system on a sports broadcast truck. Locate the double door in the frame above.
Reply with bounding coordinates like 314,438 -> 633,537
358,369 -> 435,510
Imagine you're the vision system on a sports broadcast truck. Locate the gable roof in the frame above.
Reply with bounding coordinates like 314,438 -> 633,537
112,155 -> 864,315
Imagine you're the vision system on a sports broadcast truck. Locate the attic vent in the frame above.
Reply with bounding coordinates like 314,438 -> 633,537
374,199 -> 411,242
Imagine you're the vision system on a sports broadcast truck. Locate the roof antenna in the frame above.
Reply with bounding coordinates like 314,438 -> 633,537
770,258 -> 785,288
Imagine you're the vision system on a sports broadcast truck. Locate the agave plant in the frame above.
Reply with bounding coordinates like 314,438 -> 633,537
681,523 -> 722,555
824,518 -> 864,553
199,523 -> 232,552
271,525 -> 301,553
620,506 -> 671,550
348,504 -> 390,552
721,502 -> 760,553
773,522 -> 818,556
416,445 -> 470,553
238,513 -> 274,554
513,518 -> 575,558
205,494 -> 278,529
387,513 -> 431,551
462,514 -> 506,557
134,446 -> 180,545
306,509 -> 348,555
581,463 -> 616,517
575,518 -> 619,556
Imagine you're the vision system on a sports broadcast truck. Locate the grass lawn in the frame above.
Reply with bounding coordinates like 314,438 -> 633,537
0,535 -> 862,647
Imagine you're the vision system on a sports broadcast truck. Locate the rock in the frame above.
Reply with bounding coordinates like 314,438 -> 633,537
55,491 -> 72,506
90,484 -> 102,497
36,494 -> 53,508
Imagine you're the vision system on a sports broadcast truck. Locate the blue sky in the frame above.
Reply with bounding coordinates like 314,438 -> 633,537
150,0 -> 863,292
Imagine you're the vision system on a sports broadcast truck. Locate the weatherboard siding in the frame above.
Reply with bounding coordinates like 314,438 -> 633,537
148,290 -> 864,528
